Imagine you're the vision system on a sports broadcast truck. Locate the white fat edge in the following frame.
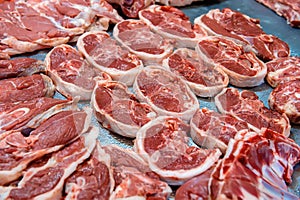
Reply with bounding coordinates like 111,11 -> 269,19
0,107 -> 30,128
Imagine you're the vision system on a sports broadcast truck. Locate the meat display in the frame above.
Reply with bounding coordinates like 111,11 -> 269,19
194,8 -> 290,61
91,81 -> 156,138
113,19 -> 174,65
77,31 -> 143,86
134,116 -> 221,185
190,108 -> 249,153
256,0 -> 300,27
266,56 -> 300,87
107,0 -> 153,18
45,44 -> 111,101
133,66 -> 199,122
269,80 -> 300,124
196,36 -> 267,87
0,74 -> 55,104
215,88 -> 291,136
139,5 -> 207,48
163,48 -> 229,97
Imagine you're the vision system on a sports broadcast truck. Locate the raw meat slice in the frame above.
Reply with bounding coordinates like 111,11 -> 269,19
196,36 -> 267,87
0,126 -> 98,200
134,116 -> 221,185
215,87 -> 291,136
162,48 -> 229,97
194,8 -> 290,61
77,31 -> 143,86
0,74 -> 55,104
269,80 -> 300,124
107,0 -> 153,18
91,81 -> 156,138
0,109 -> 91,185
0,58 -> 45,80
139,5 -> 207,48
155,0 -> 202,6
209,129 -> 300,200
113,19 -> 174,65
133,66 -> 199,122
266,56 -> 300,87
190,108 -> 249,153
64,141 -> 114,200
256,0 -> 300,27
45,44 -> 111,101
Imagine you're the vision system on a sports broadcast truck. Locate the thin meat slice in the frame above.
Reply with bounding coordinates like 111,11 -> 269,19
215,87 -> 291,136
194,8 -> 290,61
0,74 -> 55,104
0,126 -> 98,200
0,109 -> 91,185
256,0 -> 300,27
209,129 -> 300,200
113,19 -> 174,65
190,108 -> 249,153
134,116 -> 221,185
266,56 -> 300,87
77,31 -> 143,86
196,36 -> 267,87
133,66 -> 199,122
91,81 -> 157,138
139,5 -> 207,48
0,58 -> 45,80
107,0 -> 152,18
269,80 -> 300,124
45,44 -> 111,101
163,48 -> 229,97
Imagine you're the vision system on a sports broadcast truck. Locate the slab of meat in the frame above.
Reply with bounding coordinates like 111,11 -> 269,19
155,0 -> 201,6
0,74 -> 55,104
0,126 -> 98,200
190,108 -> 249,153
194,8 -> 290,61
77,31 -> 143,86
64,141 -> 114,200
113,19 -> 174,65
133,66 -> 199,122
45,44 -> 111,101
139,5 -> 207,48
163,48 -> 229,97
256,0 -> 300,27
196,36 -> 267,87
107,0 -> 153,18
209,129 -> 300,199
91,81 -> 156,138
0,58 -> 45,80
0,109 -> 91,185
269,80 -> 300,124
215,88 -> 291,136
134,116 -> 221,185
103,145 -> 172,199
266,56 -> 300,87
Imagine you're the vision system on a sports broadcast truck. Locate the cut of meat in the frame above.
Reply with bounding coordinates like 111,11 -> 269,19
107,0 -> 153,18
0,74 -> 55,104
64,141 -> 114,200
0,126 -> 98,200
155,0 -> 202,6
266,56 -> 300,87
77,31 -> 143,86
0,109 -> 91,185
269,80 -> 300,124
215,87 -> 291,136
209,129 -> 300,200
196,36 -> 267,87
45,44 -> 112,101
91,81 -> 157,138
139,5 -> 207,48
134,116 -> 221,185
190,108 -> 249,153
133,66 -> 199,122
194,8 -> 290,61
256,0 -> 300,27
0,58 -> 45,80
163,48 -> 229,97
113,19 -> 174,65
